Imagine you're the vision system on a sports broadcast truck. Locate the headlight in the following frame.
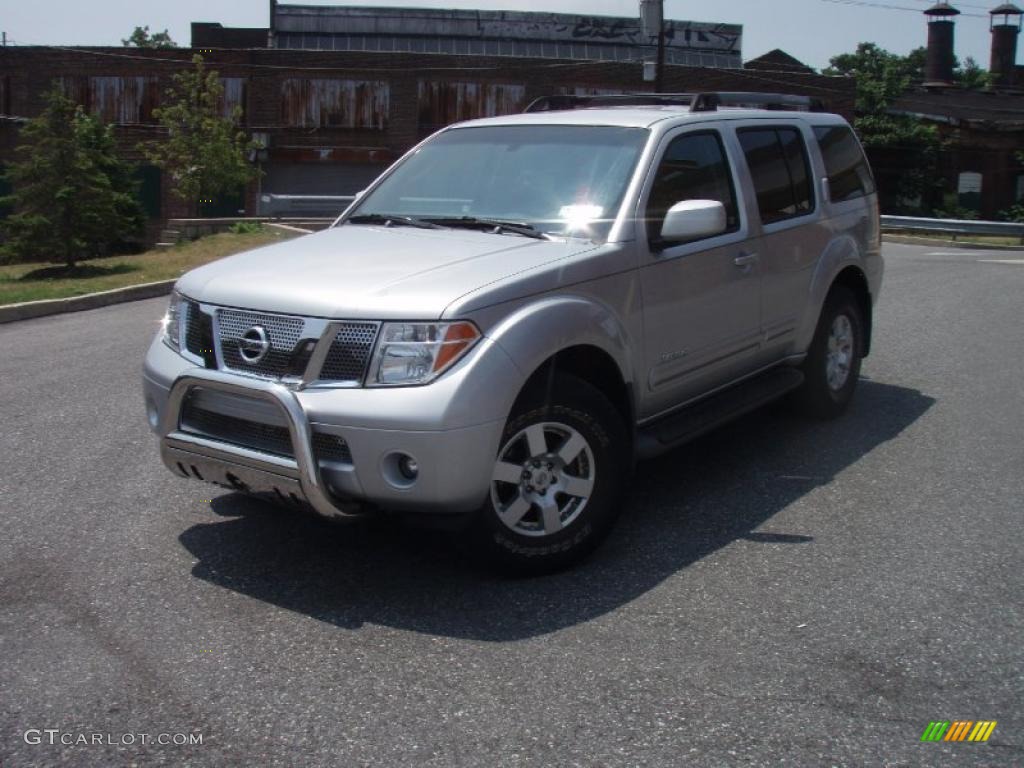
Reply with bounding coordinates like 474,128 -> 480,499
368,321 -> 481,386
161,290 -> 184,351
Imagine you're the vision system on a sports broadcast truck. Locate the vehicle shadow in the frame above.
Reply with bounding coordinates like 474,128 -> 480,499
178,379 -> 934,641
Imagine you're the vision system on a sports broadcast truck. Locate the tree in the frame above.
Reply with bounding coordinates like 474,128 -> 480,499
123,26 -> 177,49
956,57 -> 994,90
144,55 -> 258,212
0,86 -> 144,268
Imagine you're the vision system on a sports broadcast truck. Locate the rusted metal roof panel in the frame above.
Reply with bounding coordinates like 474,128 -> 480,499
417,80 -> 526,134
281,79 -> 389,129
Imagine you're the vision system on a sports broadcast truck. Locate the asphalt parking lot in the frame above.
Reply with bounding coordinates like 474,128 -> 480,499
1,241 -> 1021,767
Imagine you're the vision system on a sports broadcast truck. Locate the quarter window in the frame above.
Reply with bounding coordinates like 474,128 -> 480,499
646,131 -> 739,244
813,125 -> 875,202
738,127 -> 814,225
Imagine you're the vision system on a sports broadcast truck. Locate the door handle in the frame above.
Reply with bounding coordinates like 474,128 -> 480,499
733,252 -> 759,268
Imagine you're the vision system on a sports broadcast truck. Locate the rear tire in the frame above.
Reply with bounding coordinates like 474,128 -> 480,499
465,373 -> 628,575
791,286 -> 864,419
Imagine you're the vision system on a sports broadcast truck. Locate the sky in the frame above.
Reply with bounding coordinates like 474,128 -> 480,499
0,0 -> 1008,70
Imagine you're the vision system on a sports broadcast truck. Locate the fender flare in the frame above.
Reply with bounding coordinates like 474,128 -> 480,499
486,295 -> 636,396
796,235 -> 869,353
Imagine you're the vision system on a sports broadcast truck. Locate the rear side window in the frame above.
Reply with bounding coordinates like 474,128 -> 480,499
813,125 -> 876,202
738,127 -> 814,225
646,131 -> 739,244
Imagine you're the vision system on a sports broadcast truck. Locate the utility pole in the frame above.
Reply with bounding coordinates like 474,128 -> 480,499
640,0 -> 665,92
656,17 -> 665,92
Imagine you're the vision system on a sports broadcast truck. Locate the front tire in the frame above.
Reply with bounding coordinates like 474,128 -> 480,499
791,286 -> 864,419
466,373 -> 627,575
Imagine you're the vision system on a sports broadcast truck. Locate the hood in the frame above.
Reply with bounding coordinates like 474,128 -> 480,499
176,225 -> 595,319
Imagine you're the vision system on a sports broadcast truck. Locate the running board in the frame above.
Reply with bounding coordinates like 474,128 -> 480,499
636,367 -> 804,460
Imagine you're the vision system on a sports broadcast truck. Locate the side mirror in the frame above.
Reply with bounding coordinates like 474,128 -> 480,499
660,200 -> 727,242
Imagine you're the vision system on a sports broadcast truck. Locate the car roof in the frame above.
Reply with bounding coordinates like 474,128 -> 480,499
450,107 -> 847,131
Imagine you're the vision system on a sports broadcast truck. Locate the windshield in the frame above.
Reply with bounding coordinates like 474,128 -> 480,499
349,125 -> 649,240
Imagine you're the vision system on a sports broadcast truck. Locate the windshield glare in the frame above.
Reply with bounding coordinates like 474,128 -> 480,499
350,125 -> 649,240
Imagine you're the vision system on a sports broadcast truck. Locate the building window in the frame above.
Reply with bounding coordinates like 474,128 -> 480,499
417,81 -> 527,136
220,78 -> 247,123
957,171 -> 983,213
280,79 -> 390,129
61,76 -> 160,124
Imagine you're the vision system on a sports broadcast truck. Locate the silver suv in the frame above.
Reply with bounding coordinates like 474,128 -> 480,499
143,92 -> 882,573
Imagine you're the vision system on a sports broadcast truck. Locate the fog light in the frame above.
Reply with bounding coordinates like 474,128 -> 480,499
398,455 -> 419,480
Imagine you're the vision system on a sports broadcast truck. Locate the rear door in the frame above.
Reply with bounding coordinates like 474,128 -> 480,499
637,127 -> 762,419
734,123 -> 830,364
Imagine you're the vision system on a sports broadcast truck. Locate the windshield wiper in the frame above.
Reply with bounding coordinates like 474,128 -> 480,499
347,213 -> 443,230
425,217 -> 550,240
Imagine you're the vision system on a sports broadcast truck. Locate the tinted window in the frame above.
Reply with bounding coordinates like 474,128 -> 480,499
646,131 -> 739,244
814,125 -> 876,202
738,127 -> 814,224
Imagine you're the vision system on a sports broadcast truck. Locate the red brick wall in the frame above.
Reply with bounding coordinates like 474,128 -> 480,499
0,45 -> 857,226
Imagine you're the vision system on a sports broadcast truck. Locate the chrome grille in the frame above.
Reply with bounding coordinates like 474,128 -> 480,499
216,309 -> 305,378
318,322 -> 378,383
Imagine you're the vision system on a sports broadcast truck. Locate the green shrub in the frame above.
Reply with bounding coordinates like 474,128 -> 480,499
229,221 -> 264,235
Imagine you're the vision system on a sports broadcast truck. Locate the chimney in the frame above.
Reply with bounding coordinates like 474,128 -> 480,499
990,3 -> 1023,88
924,2 -> 961,87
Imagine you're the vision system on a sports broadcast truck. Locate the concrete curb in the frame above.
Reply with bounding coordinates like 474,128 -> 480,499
266,222 -> 314,235
0,279 -> 175,324
883,234 -> 1024,251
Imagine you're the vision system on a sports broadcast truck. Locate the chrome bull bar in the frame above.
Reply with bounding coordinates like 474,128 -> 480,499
159,368 -> 362,520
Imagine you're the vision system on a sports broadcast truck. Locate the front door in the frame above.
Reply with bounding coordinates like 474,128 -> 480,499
638,129 -> 762,420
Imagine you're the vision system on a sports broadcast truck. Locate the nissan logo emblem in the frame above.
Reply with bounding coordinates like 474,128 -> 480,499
238,325 -> 271,364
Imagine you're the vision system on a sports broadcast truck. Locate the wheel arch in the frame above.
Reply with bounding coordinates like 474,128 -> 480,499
830,265 -> 873,357
516,345 -> 635,434
802,236 -> 875,359
485,296 -> 637,445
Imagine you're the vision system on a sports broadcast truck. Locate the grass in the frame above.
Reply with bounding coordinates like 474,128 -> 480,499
0,227 -> 302,306
886,230 -> 1024,247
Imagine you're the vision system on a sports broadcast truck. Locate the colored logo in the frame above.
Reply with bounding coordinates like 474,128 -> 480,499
921,721 -> 997,742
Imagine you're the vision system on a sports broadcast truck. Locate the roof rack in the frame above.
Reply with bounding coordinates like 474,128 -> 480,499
523,92 -> 825,114
690,92 -> 825,112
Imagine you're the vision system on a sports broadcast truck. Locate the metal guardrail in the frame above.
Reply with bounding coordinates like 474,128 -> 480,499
250,205 -> 1024,241
881,215 -> 1024,242
258,194 -> 356,218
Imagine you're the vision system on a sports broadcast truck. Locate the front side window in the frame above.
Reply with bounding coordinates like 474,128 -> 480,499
645,131 -> 739,244
351,125 -> 648,240
814,125 -> 875,202
738,126 -> 815,225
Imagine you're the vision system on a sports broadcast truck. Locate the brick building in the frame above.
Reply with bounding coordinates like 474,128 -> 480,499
885,3 -> 1024,218
0,4 -> 855,236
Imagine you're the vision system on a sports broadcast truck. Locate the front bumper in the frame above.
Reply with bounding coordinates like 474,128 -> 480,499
144,336 -> 518,517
